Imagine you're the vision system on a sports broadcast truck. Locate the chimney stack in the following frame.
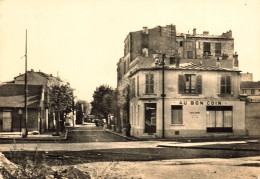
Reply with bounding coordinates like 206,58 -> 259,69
143,26 -> 148,34
193,28 -> 196,36
203,31 -> 209,35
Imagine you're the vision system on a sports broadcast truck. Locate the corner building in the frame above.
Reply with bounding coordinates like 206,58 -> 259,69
117,25 -> 245,138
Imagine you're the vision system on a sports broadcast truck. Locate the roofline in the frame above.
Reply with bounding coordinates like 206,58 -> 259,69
129,67 -> 241,77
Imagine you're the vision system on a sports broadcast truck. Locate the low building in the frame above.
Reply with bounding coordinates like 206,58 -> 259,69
0,84 -> 46,132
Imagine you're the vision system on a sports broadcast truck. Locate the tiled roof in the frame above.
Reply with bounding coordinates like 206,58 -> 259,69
0,84 -> 43,108
241,81 -> 260,88
176,33 -> 228,39
171,62 -> 238,71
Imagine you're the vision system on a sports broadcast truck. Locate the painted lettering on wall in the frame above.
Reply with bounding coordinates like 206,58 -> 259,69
179,101 -> 222,105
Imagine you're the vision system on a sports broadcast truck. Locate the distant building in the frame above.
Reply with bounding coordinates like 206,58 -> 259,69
1,70 -> 64,133
117,25 -> 245,138
0,84 -> 46,132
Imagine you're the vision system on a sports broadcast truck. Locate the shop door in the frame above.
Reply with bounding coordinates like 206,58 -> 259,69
0,112 -> 12,132
144,103 -> 156,133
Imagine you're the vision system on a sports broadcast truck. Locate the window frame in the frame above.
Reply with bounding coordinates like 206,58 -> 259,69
171,105 -> 183,125
145,74 -> 154,94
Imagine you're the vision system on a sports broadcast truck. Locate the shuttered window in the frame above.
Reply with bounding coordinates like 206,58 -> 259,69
221,76 -> 231,94
179,74 -> 202,94
215,43 -> 221,56
145,74 -> 154,94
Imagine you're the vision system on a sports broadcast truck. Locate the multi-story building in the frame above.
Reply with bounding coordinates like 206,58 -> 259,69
117,25 -> 245,138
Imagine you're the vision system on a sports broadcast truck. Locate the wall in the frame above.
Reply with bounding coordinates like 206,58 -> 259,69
245,102 -> 260,136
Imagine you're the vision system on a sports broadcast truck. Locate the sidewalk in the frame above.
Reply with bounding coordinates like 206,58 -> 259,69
0,130 -> 68,141
105,129 -> 260,151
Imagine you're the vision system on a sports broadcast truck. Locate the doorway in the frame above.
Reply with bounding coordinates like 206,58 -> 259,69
144,103 -> 156,133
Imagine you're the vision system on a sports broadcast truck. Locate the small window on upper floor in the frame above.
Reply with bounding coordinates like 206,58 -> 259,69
215,43 -> 221,56
145,74 -> 154,94
187,51 -> 193,59
180,41 -> 183,47
169,57 -> 175,64
251,89 -> 255,95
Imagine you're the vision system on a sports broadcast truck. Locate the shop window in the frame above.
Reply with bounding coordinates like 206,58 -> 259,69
203,42 -> 211,56
206,106 -> 233,132
171,106 -> 183,124
178,74 -> 202,94
215,43 -> 221,56
187,51 -> 193,59
220,76 -> 231,94
145,74 -> 154,94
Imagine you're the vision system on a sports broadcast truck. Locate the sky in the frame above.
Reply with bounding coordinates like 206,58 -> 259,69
0,0 -> 260,102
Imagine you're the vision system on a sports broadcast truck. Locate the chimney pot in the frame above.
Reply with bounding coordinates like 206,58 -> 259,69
203,31 -> 209,35
143,26 -> 148,34
193,28 -> 196,36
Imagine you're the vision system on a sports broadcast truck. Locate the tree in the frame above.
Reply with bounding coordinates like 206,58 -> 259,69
48,83 -> 74,133
91,85 -> 115,125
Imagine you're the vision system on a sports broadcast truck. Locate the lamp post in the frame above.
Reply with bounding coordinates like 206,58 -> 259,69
22,29 -> 28,138
155,53 -> 166,138
18,109 -> 23,133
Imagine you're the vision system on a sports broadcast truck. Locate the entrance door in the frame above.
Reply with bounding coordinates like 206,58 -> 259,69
0,112 -> 12,132
144,103 -> 156,133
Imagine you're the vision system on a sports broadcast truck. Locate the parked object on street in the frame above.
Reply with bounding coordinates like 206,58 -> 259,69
95,119 -> 105,127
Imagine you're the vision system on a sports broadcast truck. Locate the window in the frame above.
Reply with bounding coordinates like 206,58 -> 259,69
178,74 -> 202,94
203,42 -> 211,55
251,89 -> 255,95
171,106 -> 183,124
215,43 -> 221,56
169,57 -> 175,64
180,41 -> 183,47
123,61 -> 126,74
206,106 -> 233,132
187,51 -> 193,59
221,76 -> 231,94
145,74 -> 154,94
130,78 -> 135,97
137,76 -> 139,96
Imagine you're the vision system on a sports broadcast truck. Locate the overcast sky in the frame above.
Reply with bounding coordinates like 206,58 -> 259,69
0,0 -> 260,102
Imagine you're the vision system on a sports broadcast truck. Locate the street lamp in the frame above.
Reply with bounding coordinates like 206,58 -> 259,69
155,53 -> 166,138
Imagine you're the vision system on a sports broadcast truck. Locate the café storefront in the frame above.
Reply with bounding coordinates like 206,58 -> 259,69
130,99 -> 246,138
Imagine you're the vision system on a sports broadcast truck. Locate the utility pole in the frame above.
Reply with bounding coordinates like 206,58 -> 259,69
161,54 -> 165,139
22,29 -> 28,138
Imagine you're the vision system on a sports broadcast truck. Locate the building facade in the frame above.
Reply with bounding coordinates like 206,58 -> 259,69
117,25 -> 245,138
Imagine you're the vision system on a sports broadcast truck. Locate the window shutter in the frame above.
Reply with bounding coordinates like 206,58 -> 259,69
145,74 -> 149,94
150,74 -> 154,94
137,76 -> 139,96
178,75 -> 185,94
196,75 -> 202,94
220,76 -> 225,94
226,76 -> 231,94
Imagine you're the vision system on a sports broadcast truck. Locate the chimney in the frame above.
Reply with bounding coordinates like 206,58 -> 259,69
193,28 -> 196,36
143,26 -> 148,34
31,69 -> 34,72
203,31 -> 209,35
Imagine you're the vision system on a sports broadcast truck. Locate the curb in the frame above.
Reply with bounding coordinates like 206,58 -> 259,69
104,129 -> 138,141
157,145 -> 260,152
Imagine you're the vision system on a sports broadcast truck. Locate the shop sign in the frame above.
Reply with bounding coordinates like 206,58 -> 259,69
179,101 -> 222,105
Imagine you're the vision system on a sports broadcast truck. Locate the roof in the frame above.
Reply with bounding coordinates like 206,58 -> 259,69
129,61 -> 240,77
176,33 -> 233,39
0,84 -> 43,108
240,81 -> 260,89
